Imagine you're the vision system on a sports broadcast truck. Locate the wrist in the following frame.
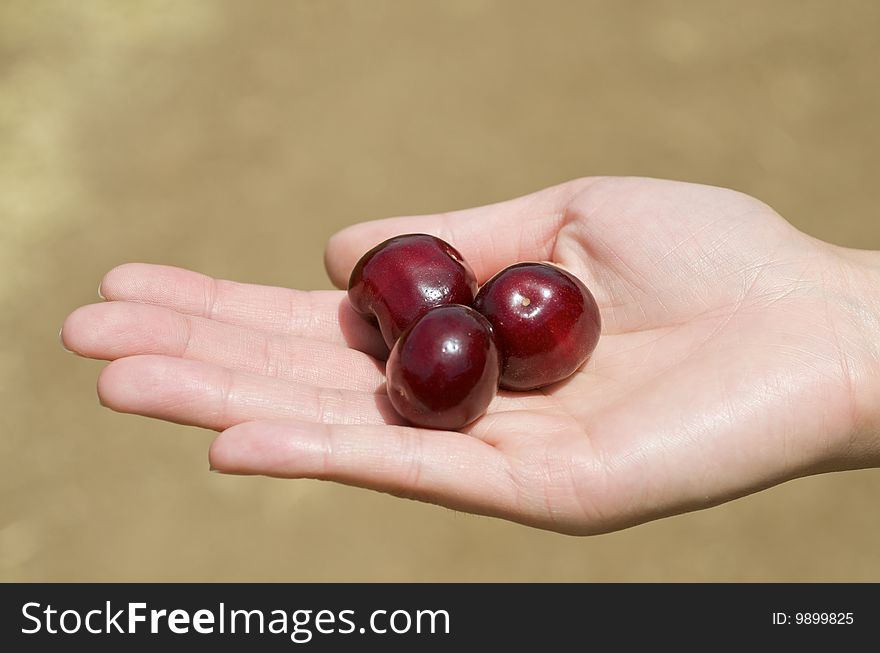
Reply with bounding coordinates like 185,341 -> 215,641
832,247 -> 880,467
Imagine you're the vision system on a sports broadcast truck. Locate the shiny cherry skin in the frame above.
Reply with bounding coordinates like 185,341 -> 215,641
348,234 -> 478,351
473,262 -> 601,391
386,305 -> 500,430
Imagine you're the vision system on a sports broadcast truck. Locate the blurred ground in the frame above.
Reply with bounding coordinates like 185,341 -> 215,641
1,0 -> 879,581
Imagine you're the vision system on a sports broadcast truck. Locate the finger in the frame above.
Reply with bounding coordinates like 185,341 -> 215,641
63,302 -> 385,392
97,355 -> 403,430
99,263 -> 387,358
324,178 -> 596,288
210,419 -> 530,524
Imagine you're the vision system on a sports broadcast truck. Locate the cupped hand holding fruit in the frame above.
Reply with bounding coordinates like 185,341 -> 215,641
61,177 -> 880,534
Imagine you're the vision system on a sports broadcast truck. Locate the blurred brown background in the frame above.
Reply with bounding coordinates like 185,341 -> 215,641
2,0 -> 879,581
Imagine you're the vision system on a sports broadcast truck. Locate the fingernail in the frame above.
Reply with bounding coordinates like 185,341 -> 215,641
59,327 -> 74,354
98,282 -> 106,300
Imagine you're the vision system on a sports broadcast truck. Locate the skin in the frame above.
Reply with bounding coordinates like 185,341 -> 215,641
61,177 -> 880,535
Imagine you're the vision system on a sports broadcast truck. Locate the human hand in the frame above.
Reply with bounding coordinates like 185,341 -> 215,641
61,177 -> 880,534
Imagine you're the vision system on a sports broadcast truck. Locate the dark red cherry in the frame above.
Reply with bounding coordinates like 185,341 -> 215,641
348,234 -> 478,351
386,305 -> 500,430
473,262 -> 601,391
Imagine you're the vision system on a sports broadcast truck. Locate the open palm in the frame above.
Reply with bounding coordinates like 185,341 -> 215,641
62,177 -> 880,534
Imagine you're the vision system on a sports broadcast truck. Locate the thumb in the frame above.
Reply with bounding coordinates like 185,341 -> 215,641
324,178 -> 594,288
